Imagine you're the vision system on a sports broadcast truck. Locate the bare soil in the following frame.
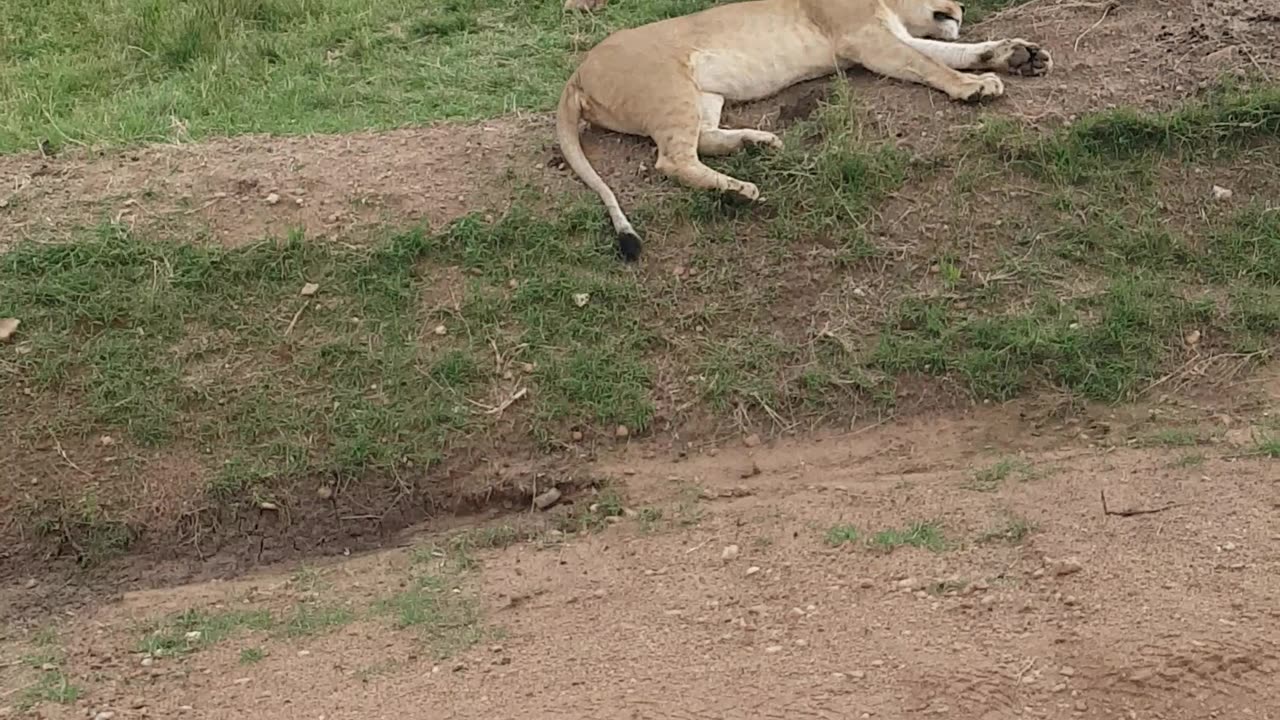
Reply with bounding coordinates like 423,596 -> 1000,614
3,1 -> 1280,717
4,379 -> 1280,719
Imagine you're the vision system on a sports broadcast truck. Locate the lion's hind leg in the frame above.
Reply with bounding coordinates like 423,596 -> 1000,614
651,93 -> 760,200
695,92 -> 782,157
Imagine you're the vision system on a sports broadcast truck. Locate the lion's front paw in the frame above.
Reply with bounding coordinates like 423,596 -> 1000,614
995,39 -> 1053,77
952,73 -> 1005,103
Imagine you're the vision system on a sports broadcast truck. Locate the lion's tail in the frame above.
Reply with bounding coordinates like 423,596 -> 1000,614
556,76 -> 642,261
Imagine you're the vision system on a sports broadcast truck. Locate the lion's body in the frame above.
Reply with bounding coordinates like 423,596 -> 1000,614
557,0 -> 1053,260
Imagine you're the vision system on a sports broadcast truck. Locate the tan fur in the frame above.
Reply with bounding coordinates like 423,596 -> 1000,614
556,0 -> 1052,260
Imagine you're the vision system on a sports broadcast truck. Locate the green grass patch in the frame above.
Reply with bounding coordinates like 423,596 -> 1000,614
375,571 -> 484,658
1140,428 -> 1208,448
279,602 -> 355,638
979,83 -> 1280,186
0,0 -> 723,152
824,523 -> 860,547
968,456 -> 1034,491
138,608 -> 275,656
239,646 -> 266,664
1256,437 -> 1280,458
869,522 -> 946,553
1,205 -> 657,522
16,670 -> 81,711
976,514 -> 1036,545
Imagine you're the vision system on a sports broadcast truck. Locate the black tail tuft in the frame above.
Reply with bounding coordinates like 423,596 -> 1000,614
616,229 -> 642,262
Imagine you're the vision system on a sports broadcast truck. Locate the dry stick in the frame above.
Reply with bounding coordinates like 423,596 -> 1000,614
53,436 -> 94,479
1074,1 -> 1118,52
1100,489 -> 1179,517
284,299 -> 310,336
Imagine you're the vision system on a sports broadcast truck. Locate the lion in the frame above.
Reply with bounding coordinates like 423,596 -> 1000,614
556,0 -> 1052,261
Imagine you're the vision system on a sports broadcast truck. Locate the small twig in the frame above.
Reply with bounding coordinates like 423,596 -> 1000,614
283,299 -> 310,337
1014,657 -> 1037,686
53,437 -> 93,479
466,387 -> 528,416
1100,489 -> 1179,517
1074,2 -> 1117,52
684,537 -> 712,555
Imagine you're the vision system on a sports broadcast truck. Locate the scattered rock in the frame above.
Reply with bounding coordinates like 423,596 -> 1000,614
264,193 -> 280,205
297,650 -> 311,657
94,712 -> 116,720
0,318 -> 18,342
1047,556 -> 1084,577
571,430 -> 584,442
185,631 -> 202,642
849,670 -> 866,680
721,544 -> 740,561
300,282 -> 320,297
433,324 -> 447,336
1063,595 -> 1080,607
532,487 -> 562,510
896,577 -> 919,590
1060,665 -> 1076,677
572,292 -> 590,307
764,645 -> 784,654
1203,45 -> 1239,68
615,425 -> 630,439
1184,329 -> 1201,346
140,657 -> 154,667
1211,185 -> 1233,201
24,578 -> 37,589
745,566 -> 761,577
316,485 -> 333,500
740,462 -> 762,478
232,677 -> 251,685
743,433 -> 762,448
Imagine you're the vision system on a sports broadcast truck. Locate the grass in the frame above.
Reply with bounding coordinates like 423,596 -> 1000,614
3,22 -> 1280,563
139,608 -> 275,656
1256,437 -> 1280,458
16,670 -> 81,710
824,523 -> 860,547
968,456 -> 1034,491
239,646 -> 266,664
375,571 -> 484,658
14,633 -> 81,711
869,522 -> 946,553
1141,428 -> 1208,448
0,0 -> 724,153
1171,451 -> 1206,468
0,0 -> 1040,154
279,602 -> 355,638
976,514 -> 1036,545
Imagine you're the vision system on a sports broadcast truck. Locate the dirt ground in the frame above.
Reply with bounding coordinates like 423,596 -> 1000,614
4,376 -> 1280,719
4,1 -> 1280,718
